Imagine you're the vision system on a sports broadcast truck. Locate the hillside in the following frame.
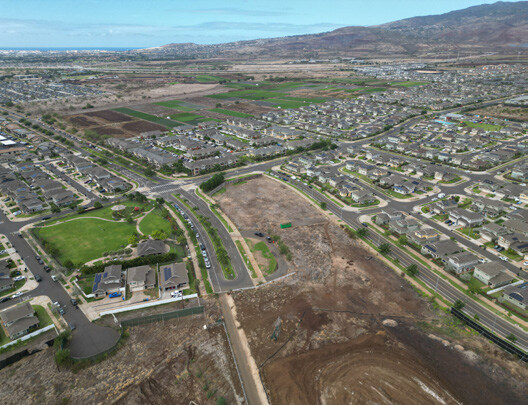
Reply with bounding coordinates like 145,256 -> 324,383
138,1 -> 528,59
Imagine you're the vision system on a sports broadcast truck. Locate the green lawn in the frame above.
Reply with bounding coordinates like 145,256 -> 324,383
113,107 -> 181,128
33,305 -> 53,327
251,241 -> 277,275
463,121 -> 503,131
459,227 -> 480,240
139,209 -> 173,237
209,108 -> 253,118
43,201 -> 152,224
77,274 -> 95,295
36,218 -> 137,265
194,74 -> 226,82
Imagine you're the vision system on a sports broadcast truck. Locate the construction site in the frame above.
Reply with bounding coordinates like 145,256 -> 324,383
216,176 -> 528,404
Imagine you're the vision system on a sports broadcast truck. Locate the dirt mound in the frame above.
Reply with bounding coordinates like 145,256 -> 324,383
263,333 -> 458,405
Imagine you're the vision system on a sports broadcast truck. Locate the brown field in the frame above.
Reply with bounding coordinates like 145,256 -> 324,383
92,126 -> 126,136
216,176 -> 527,405
85,110 -> 133,123
0,307 -> 243,405
122,120 -> 166,134
68,115 -> 98,127
473,105 -> 528,121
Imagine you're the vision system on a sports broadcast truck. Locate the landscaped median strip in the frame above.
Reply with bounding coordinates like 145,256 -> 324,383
195,188 -> 234,232
173,194 -> 235,280
235,240 -> 257,278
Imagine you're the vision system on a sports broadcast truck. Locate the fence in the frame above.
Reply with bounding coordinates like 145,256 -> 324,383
0,325 -> 56,350
99,294 -> 198,316
121,306 -> 204,327
450,307 -> 527,362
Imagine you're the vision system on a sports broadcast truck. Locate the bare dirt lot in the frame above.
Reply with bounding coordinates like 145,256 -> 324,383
85,110 -> 133,123
0,309 -> 243,405
473,105 -> 528,121
216,176 -> 527,405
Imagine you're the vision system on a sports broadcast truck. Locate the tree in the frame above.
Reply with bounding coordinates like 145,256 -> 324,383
77,206 -> 85,214
156,197 -> 165,206
144,168 -> 155,177
406,264 -> 419,277
93,201 -> 102,209
356,228 -> 368,238
63,259 -> 74,270
397,235 -> 408,246
379,243 -> 391,255
453,299 -> 465,310
50,203 -> 60,213
506,333 -> 517,343
320,202 -> 327,210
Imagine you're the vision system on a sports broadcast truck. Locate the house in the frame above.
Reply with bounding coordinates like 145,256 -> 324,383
19,198 -> 44,214
421,240 -> 462,261
159,262 -> 189,291
430,199 -> 458,214
473,262 -> 513,288
389,217 -> 421,235
448,208 -> 485,228
46,190 -> 76,207
0,260 -> 14,293
127,265 -> 156,291
137,239 -> 167,257
0,302 -> 39,340
350,190 -> 375,204
92,265 -> 123,298
409,228 -> 440,245
446,252 -> 480,274
472,198 -> 505,217
500,282 -> 528,311
480,222 -> 510,242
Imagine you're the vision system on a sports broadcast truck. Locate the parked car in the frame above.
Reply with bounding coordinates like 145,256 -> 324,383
43,266 -> 51,272
266,236 -> 272,242
70,298 -> 78,307
35,274 -> 42,282
523,261 -> 528,266
11,292 -> 23,298
0,296 -> 11,303
69,323 -> 76,331
254,232 -> 264,237
108,292 -> 122,298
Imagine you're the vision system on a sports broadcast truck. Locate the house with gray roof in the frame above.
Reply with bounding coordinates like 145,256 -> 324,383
0,301 -> 39,340
159,262 -> 189,291
126,265 -> 156,292
500,282 -> 528,311
92,265 -> 123,298
473,262 -> 513,288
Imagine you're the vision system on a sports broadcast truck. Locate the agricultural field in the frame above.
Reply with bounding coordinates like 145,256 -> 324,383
113,107 -> 182,128
154,99 -> 202,111
209,108 -> 254,118
216,176 -> 528,404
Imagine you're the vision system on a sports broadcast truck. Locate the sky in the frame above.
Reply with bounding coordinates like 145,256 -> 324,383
0,0 -> 518,49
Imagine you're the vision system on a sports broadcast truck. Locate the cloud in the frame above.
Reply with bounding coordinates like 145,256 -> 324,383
170,7 -> 291,17
0,17 -> 344,46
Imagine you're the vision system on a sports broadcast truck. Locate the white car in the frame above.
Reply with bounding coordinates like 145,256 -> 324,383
523,261 -> 528,266
11,292 -> 23,298
499,256 -> 509,262
171,291 -> 183,298
13,276 -> 25,282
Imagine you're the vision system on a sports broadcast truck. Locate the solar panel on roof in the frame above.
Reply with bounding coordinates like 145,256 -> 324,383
94,273 -> 102,283
164,267 -> 171,281
510,292 -> 524,302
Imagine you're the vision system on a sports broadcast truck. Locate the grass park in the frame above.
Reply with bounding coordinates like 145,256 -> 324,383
35,201 -> 176,266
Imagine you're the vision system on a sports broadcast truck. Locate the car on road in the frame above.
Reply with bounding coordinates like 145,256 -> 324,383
71,298 -> 78,307
523,261 -> 528,266
35,255 -> 40,261
108,292 -> 122,298
255,232 -> 264,237
35,274 -> 42,282
11,292 -> 23,298
42,216 -> 51,220
43,266 -> 51,272
266,236 -> 272,242
0,297 -> 11,303
500,256 -> 509,262
69,323 -> 76,331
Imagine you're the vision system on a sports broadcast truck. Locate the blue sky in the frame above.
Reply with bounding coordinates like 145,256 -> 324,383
0,0 -> 516,48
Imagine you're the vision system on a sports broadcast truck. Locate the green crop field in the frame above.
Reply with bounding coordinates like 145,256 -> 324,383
37,218 -> 137,265
113,108 -> 181,128
209,108 -> 254,118
139,209 -> 173,236
169,112 -> 205,122
195,74 -> 226,82
208,89 -> 283,100
154,100 -> 200,111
